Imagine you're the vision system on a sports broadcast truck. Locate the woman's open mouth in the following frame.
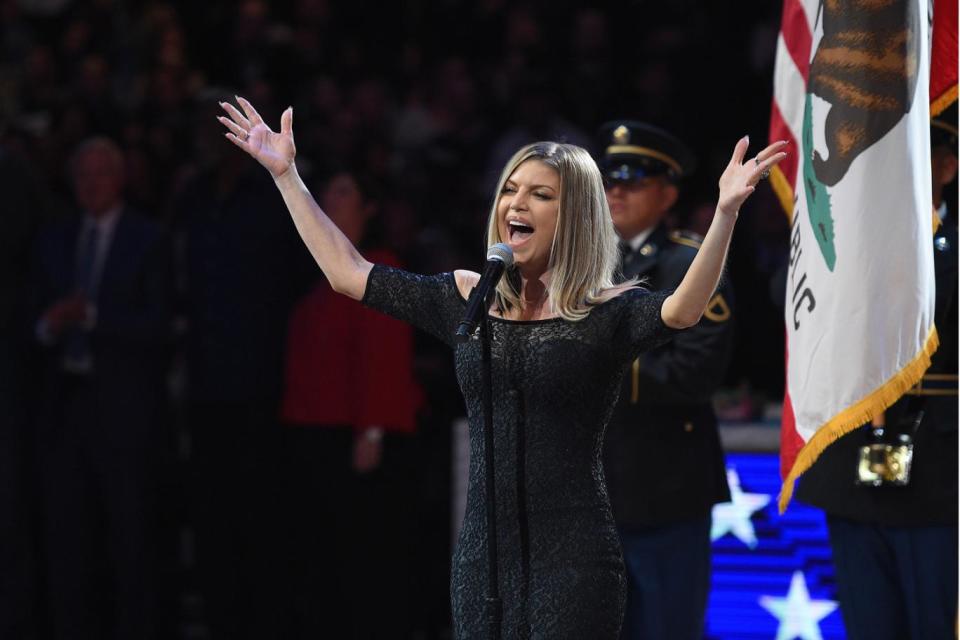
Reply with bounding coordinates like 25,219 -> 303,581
507,219 -> 535,244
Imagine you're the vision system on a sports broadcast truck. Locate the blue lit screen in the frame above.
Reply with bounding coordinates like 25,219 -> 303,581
706,452 -> 847,640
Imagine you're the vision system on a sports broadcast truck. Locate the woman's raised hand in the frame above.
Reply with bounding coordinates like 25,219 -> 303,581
717,137 -> 788,216
218,97 -> 296,179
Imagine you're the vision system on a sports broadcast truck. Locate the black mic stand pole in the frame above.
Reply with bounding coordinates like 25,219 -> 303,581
479,301 -> 501,640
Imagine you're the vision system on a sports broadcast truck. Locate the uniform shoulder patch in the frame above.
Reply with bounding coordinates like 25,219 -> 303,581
703,292 -> 731,322
669,229 -> 703,250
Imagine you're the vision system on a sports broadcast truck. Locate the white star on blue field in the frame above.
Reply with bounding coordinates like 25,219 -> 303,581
711,467 -> 771,548
759,570 -> 839,640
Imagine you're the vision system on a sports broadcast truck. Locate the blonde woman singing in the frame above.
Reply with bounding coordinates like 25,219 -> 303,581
218,97 -> 786,639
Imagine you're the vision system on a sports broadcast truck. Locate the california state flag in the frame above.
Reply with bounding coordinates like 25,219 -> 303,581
770,0 -> 938,511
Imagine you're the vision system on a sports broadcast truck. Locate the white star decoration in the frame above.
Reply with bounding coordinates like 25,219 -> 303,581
710,467 -> 770,548
759,570 -> 838,640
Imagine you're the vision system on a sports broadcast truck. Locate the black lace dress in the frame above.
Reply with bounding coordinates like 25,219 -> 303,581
362,265 -> 675,639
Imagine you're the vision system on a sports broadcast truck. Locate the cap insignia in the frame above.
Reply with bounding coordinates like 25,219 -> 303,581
612,125 -> 630,145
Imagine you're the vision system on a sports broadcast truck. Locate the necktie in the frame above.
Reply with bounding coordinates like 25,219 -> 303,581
64,224 -> 99,372
76,224 -> 99,296
619,240 -> 635,269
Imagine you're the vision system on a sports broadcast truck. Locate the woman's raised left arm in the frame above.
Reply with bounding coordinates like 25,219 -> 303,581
660,136 -> 788,329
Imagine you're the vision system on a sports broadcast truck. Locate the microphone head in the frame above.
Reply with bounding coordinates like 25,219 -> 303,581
487,243 -> 514,268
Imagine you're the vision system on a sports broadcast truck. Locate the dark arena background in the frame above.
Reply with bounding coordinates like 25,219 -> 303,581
5,0 -> 925,638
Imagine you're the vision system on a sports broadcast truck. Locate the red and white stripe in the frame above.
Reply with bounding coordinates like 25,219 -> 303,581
769,0 -> 818,482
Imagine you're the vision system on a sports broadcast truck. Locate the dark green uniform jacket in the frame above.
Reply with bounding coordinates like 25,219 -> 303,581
603,223 -> 734,528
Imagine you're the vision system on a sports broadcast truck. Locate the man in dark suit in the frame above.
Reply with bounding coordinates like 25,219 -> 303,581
597,121 -> 734,640
31,137 -> 170,639
795,104 -> 958,640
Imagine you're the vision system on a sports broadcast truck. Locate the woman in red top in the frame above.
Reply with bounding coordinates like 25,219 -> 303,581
279,168 -> 422,638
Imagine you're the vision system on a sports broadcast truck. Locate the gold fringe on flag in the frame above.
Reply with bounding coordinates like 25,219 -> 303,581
770,165 -> 795,222
778,325 -> 940,513
931,84 -> 957,117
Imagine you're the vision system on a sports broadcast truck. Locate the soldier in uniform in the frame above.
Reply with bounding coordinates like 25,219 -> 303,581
794,104 -> 958,640
597,121 -> 734,640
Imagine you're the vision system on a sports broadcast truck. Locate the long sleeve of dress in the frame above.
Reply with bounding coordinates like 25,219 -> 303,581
360,264 -> 463,347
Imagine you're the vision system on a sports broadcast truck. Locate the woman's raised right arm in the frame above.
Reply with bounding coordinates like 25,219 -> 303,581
218,96 -> 371,300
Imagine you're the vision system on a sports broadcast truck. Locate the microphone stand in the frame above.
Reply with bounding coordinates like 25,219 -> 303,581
479,308 -> 502,640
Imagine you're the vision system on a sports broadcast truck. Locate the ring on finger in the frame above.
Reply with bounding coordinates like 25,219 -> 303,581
760,168 -> 771,180
755,156 -> 761,167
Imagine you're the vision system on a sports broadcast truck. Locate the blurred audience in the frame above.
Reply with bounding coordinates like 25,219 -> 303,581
171,92 -> 310,639
0,125 -> 58,639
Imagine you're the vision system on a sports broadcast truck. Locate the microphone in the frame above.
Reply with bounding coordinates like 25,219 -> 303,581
454,243 -> 514,342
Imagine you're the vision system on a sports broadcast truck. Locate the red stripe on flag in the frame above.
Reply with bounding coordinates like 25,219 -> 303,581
930,0 -> 958,111
779,0 -> 812,82
780,338 -> 803,481
774,0 -> 811,488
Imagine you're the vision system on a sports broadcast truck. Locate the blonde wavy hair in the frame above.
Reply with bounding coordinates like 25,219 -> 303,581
485,141 -> 623,321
